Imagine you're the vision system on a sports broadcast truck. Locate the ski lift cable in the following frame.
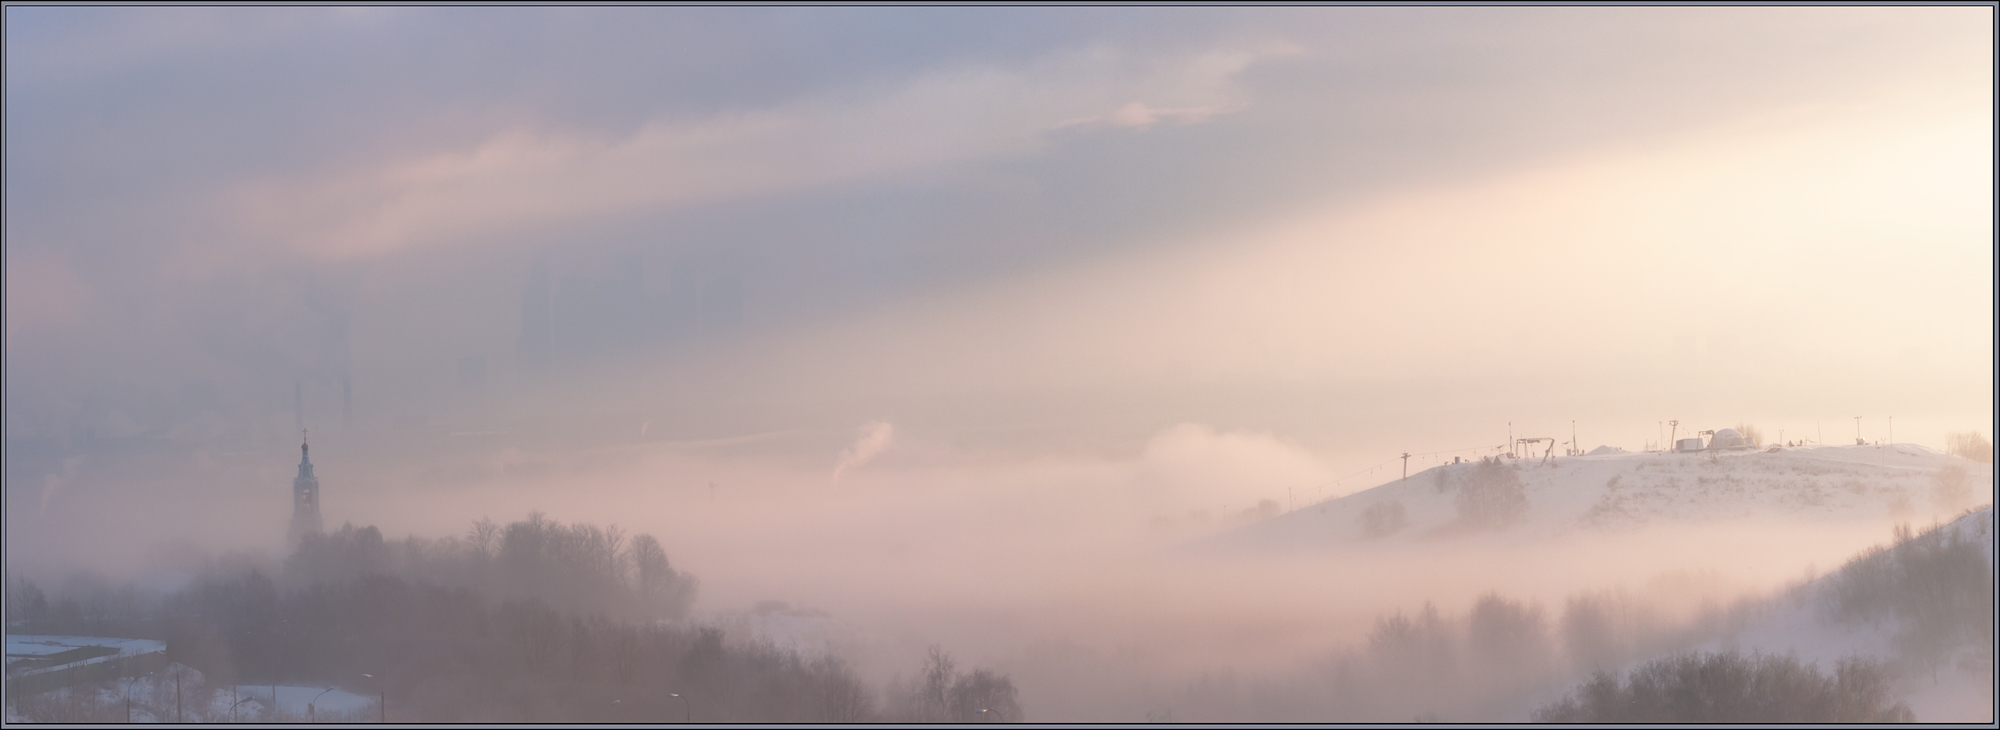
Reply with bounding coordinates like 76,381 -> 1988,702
1308,443 -> 1499,496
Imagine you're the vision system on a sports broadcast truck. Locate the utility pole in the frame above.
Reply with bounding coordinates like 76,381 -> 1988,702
1508,423 -> 1514,458
1855,416 -> 1862,445
1402,452 -> 1412,480
1572,420 -> 1578,456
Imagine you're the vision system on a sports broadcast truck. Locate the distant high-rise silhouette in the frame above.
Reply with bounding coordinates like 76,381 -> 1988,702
289,431 -> 323,545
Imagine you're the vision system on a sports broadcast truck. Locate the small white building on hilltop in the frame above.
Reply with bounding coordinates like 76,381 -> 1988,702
1708,428 -> 1751,450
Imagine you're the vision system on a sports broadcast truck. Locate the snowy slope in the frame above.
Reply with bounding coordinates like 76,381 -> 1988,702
1700,507 -> 1991,664
1691,506 -> 1994,723
1206,444 -> 1989,550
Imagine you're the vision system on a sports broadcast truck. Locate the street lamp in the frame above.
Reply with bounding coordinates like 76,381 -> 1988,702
230,696 -> 258,722
122,672 -> 151,723
310,687 -> 336,723
669,692 -> 690,722
362,673 -> 384,723
977,707 -> 1005,722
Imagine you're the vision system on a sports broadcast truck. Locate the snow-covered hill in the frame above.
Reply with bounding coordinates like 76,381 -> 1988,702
1207,444 -> 1989,550
1696,505 -> 1995,722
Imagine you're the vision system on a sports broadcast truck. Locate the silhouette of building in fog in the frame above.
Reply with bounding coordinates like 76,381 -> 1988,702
289,432 -> 323,545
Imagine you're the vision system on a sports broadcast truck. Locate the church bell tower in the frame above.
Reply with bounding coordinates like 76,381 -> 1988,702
289,430 -> 323,545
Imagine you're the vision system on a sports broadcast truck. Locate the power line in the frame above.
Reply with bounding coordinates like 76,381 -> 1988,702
1292,443 -> 1507,511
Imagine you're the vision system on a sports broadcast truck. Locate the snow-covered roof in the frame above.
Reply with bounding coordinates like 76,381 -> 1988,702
6,635 -> 166,677
6,635 -> 165,658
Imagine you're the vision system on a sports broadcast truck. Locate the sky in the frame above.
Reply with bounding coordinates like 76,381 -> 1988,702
4,6 -> 1993,586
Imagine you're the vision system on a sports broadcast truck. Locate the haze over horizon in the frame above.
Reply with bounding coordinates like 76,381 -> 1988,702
4,7 -> 1993,723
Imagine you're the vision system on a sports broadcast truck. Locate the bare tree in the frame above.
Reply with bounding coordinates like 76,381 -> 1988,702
1945,431 -> 1992,463
1454,462 -> 1528,530
1930,464 -> 1976,514
950,668 -> 1021,722
605,621 -> 642,685
1360,501 -> 1408,538
467,518 -> 499,560
1533,650 -> 1914,723
915,646 -> 956,722
500,600 -> 566,675
626,534 -> 696,619
812,655 -> 876,722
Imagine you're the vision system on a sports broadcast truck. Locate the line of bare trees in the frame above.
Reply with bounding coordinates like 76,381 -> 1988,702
1141,571 -> 1903,724
1533,650 -> 1913,722
1945,431 -> 1991,463
285,512 -> 697,622
883,645 -> 1021,722
1825,510 -> 1994,680
1530,509 -> 1993,723
9,512 -> 1022,722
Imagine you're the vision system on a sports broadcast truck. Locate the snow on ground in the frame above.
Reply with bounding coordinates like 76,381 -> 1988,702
1197,444 -> 1993,721
7,663 -> 202,723
1690,507 -> 1995,723
4,662 -> 378,723
1208,444 -> 1988,549
225,684 -> 377,720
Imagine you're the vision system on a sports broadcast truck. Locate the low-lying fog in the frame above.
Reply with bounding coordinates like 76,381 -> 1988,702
9,414 -> 1978,720
7,6 -> 1992,723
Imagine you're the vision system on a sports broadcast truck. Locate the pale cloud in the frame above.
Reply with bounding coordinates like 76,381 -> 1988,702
3,253 -> 94,350
9,7 -> 1991,581
1074,101 -> 1233,130
833,421 -> 896,482
718,84 -> 1989,469
1138,423 -> 1331,511
6,7 -> 389,85
222,41 -> 1286,260
1055,45 -> 1293,130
